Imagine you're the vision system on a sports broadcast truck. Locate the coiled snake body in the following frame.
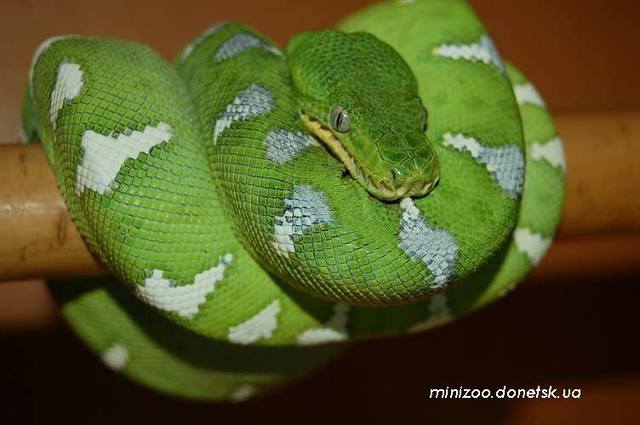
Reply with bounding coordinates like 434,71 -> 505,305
22,0 -> 565,401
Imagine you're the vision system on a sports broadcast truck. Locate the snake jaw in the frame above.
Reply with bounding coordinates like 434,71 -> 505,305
301,113 -> 436,201
302,113 -> 360,177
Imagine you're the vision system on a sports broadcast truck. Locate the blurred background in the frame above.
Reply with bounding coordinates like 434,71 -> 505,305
1,0 -> 639,423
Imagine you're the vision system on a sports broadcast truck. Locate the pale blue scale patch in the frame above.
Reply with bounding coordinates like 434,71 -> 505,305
398,198 -> 458,288
476,145 -> 524,198
443,133 -> 524,198
213,84 -> 274,143
214,32 -> 283,62
273,185 -> 334,256
263,129 -> 318,163
179,21 -> 228,62
479,35 -> 506,74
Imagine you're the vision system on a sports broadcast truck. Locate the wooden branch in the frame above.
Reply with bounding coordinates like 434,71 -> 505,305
0,110 -> 639,281
0,144 -> 101,280
556,110 -> 640,236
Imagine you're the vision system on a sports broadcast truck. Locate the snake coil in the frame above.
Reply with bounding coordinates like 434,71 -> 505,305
22,0 -> 565,401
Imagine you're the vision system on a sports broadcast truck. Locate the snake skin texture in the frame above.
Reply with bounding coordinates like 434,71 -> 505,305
22,0 -> 565,401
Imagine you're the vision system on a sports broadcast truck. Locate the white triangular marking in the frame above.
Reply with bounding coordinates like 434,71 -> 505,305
514,228 -> 551,265
76,122 -> 172,195
434,35 -> 505,72
228,300 -> 281,344
297,304 -> 349,345
50,62 -> 84,129
137,254 -> 232,318
514,83 -> 545,107
531,137 -> 566,172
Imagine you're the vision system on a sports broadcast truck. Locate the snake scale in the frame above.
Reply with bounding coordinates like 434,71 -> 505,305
21,0 -> 565,401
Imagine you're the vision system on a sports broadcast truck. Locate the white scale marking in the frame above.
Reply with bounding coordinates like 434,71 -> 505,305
297,304 -> 350,345
531,137 -> 566,172
273,185 -> 334,256
214,32 -> 283,62
399,198 -> 458,288
264,129 -> 317,164
514,82 -> 546,107
179,21 -> 228,62
137,254 -> 233,318
443,132 -> 525,198
433,35 -> 506,73
101,343 -> 129,370
213,84 -> 273,144
228,299 -> 281,345
76,122 -> 172,195
514,228 -> 551,265
230,384 -> 258,402
49,62 -> 84,130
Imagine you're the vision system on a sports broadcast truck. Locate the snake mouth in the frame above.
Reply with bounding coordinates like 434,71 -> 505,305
301,114 -> 435,201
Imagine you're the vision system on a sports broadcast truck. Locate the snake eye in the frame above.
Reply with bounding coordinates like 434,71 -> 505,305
421,104 -> 428,132
330,105 -> 351,133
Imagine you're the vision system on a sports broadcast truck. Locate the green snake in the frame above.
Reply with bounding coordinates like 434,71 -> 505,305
21,0 -> 565,401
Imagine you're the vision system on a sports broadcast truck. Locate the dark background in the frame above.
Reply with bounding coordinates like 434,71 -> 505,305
1,1 -> 639,423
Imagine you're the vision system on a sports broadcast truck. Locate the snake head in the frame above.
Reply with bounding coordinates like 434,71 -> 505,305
287,30 -> 439,201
